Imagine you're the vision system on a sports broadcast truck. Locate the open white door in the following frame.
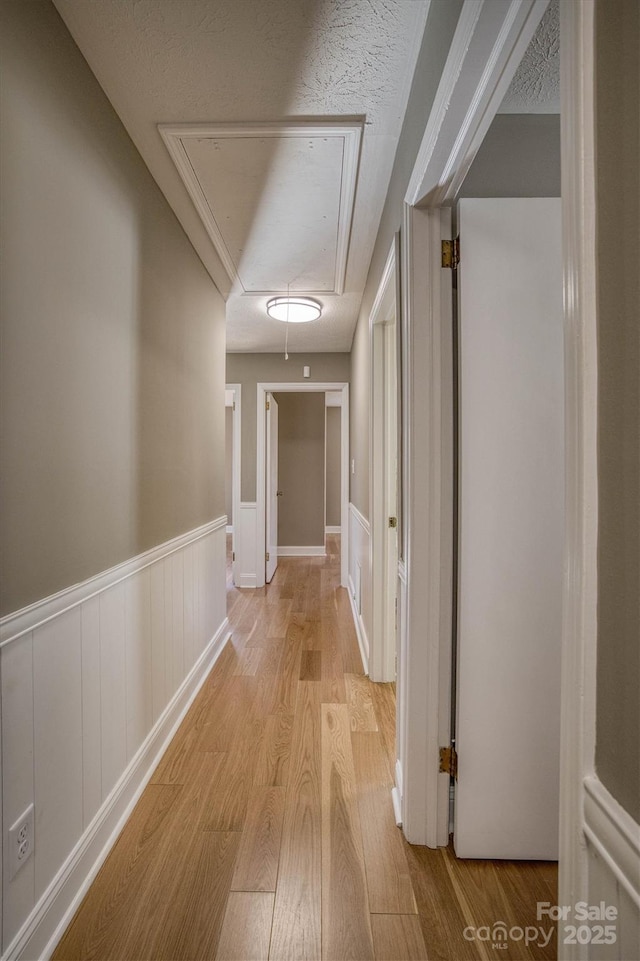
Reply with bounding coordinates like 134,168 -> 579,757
265,392 -> 279,584
384,321 -> 399,678
454,198 -> 563,859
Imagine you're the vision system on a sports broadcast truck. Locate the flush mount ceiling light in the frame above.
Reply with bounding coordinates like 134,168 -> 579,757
266,297 -> 322,324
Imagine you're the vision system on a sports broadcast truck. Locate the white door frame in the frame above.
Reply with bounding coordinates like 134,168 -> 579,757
226,383 -> 242,587
369,243 -> 399,682
265,392 -> 279,583
256,382 -> 349,590
558,0 -> 599,948
398,0 -> 552,845
399,204 -> 454,846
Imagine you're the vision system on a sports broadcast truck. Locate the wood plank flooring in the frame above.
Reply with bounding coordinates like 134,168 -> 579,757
54,536 -> 557,961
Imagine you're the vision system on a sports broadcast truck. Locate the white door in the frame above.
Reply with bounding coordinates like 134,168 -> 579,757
454,198 -> 564,860
384,320 -> 399,679
265,392 -> 279,584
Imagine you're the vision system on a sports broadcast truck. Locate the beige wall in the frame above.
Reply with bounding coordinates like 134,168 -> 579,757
460,114 -> 560,198
274,393 -> 325,547
225,352 -> 349,501
349,0 -> 463,518
594,0 -> 639,822
325,406 -> 341,528
0,0 -> 226,616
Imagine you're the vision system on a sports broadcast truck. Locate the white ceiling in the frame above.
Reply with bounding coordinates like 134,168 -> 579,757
499,0 -> 560,114
53,0 -> 429,352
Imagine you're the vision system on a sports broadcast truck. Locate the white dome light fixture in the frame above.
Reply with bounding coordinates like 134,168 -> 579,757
266,296 -> 322,324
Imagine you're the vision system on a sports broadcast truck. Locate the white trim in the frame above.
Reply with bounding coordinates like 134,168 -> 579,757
347,578 -> 369,676
226,383 -> 242,587
392,759 -> 404,829
558,3 -> 599,952
159,121 -> 362,295
235,501 -> 257,588
369,241 -> 398,683
277,546 -> 326,557
0,517 -> 226,648
369,242 -> 397,328
583,777 -> 640,911
391,787 -> 402,828
226,525 -> 233,534
325,526 -> 341,535
405,0 -> 549,206
399,204 -> 452,848
347,502 -> 370,675
256,383 -> 349,590
5,617 -> 231,961
236,575 -> 257,589
398,0 -> 555,854
348,501 -> 370,537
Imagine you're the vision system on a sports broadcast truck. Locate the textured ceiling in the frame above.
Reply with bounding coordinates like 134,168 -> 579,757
53,0 -> 429,352
499,0 -> 559,114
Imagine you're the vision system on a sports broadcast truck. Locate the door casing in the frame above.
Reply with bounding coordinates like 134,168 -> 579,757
255,382 -> 349,590
398,0 -> 555,846
369,242 -> 400,683
226,383 -> 242,587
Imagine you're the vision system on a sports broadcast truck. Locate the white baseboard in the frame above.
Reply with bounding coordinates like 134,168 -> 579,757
236,574 -> 257,588
10,618 -> 231,961
325,526 -> 341,535
347,574 -> 369,675
391,787 -> 402,828
395,758 -> 404,800
277,546 -> 326,557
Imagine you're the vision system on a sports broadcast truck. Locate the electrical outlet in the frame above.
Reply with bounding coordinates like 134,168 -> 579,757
9,804 -> 34,880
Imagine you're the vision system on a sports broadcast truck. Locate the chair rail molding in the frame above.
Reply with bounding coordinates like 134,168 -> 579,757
1,519 -> 229,960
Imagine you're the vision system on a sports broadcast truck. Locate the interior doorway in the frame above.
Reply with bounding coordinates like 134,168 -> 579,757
225,383 -> 241,590
255,382 -> 349,590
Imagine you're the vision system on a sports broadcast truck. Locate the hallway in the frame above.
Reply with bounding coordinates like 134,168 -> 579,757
53,541 -> 556,961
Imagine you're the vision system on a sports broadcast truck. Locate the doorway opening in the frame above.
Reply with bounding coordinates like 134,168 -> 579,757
225,383 -> 241,602
255,382 -> 349,591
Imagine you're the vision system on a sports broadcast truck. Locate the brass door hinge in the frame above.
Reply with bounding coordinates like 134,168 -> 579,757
266,399 -> 270,411
266,552 -> 270,562
232,551 -> 235,561
388,516 -> 397,528
441,238 -> 460,270
439,744 -> 458,778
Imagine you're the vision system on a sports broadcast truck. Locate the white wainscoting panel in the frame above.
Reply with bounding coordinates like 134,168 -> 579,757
582,777 -> 640,961
348,503 -> 371,674
236,502 -> 258,588
32,610 -> 83,903
0,517 -> 229,960
80,598 -> 102,830
124,571 -> 153,763
99,583 -> 128,803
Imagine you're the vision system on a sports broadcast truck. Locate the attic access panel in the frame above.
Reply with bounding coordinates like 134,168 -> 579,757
159,121 -> 362,295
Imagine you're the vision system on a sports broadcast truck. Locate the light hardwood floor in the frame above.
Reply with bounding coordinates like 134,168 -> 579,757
54,536 -> 557,961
